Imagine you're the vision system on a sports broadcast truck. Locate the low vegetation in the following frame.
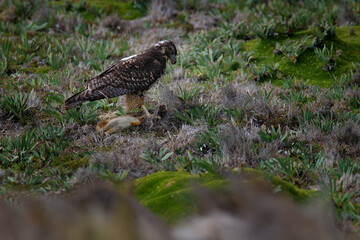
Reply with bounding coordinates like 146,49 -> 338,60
1,0 -> 360,238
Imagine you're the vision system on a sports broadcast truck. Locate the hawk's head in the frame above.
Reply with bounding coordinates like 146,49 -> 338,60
154,40 -> 177,64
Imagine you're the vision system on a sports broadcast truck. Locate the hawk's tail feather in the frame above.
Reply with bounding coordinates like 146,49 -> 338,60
65,87 -> 130,109
65,89 -> 103,109
65,90 -> 86,109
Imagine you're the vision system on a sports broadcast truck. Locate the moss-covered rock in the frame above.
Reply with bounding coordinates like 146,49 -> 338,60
135,169 -> 316,223
135,171 -> 225,223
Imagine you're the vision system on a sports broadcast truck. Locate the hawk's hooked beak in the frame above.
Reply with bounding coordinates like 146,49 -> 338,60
170,55 -> 177,64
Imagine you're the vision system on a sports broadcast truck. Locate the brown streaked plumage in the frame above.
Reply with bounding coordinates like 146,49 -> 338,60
65,40 -> 177,112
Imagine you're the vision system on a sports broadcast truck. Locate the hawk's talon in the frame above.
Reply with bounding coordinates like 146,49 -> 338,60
142,105 -> 161,119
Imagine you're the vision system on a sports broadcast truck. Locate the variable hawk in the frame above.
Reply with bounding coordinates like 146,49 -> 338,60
65,40 -> 177,113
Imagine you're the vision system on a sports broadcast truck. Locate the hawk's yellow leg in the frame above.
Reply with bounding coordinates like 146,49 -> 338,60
124,93 -> 161,119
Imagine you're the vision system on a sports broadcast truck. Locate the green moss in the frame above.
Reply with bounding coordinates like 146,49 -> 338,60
269,175 -> 317,202
51,0 -> 146,21
135,169 -> 316,223
50,155 -> 89,171
35,66 -> 51,74
244,26 -> 360,87
135,171 -> 226,223
21,66 -> 50,74
89,1 -> 145,20
240,168 -> 316,203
